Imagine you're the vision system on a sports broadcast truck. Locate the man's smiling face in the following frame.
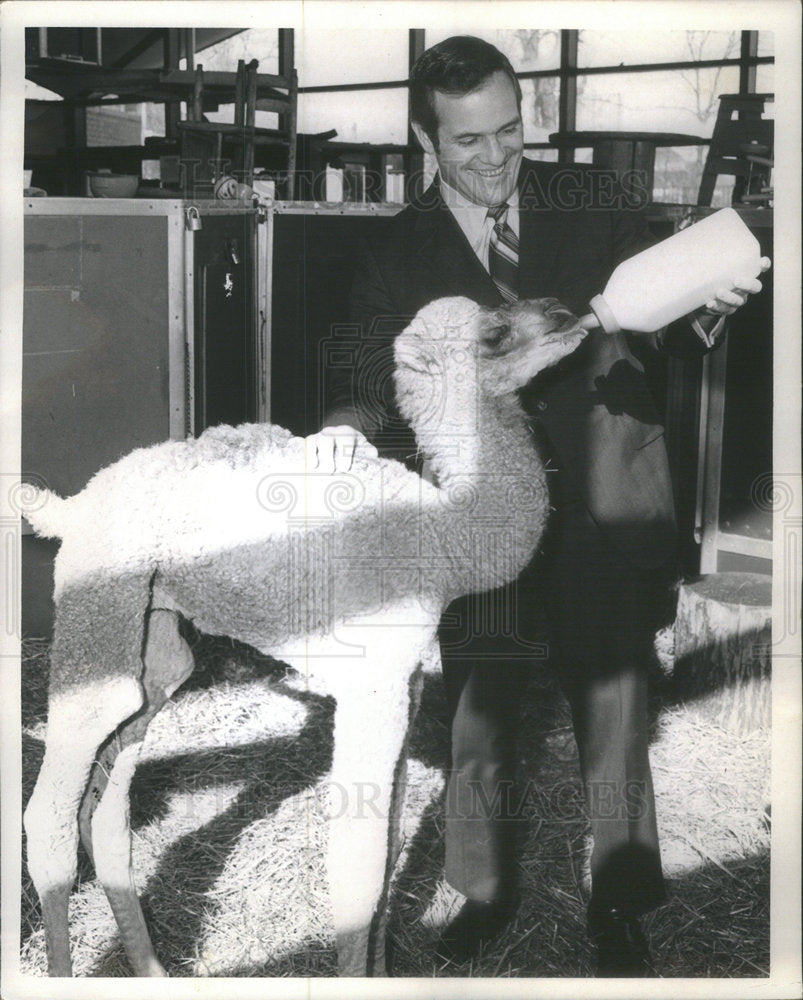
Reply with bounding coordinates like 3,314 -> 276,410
414,69 -> 524,209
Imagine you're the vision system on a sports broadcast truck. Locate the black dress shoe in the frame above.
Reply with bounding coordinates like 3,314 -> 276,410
591,908 -> 652,977
434,898 -> 518,964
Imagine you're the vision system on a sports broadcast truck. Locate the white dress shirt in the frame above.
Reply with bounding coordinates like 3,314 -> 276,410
441,179 -> 520,273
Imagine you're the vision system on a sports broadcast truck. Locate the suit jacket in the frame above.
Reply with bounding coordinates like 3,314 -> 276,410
327,158 -> 713,569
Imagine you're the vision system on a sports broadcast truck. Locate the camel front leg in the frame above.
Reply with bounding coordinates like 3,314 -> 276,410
325,658 -> 423,977
91,740 -> 166,976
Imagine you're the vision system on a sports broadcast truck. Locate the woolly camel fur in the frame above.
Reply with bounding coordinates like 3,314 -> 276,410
23,295 -> 585,977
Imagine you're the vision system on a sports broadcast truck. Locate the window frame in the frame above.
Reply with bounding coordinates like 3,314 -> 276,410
292,28 -> 771,146
188,28 -> 775,198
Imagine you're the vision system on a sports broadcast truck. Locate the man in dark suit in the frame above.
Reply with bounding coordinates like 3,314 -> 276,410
317,36 -> 767,975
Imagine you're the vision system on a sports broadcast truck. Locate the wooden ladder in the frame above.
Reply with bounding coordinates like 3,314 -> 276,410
697,93 -> 774,206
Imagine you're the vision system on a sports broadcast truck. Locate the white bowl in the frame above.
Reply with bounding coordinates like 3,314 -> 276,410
88,173 -> 139,198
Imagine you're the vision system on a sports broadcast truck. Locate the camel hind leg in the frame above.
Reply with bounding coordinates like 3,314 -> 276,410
78,608 -> 195,976
78,608 -> 195,862
24,578 -> 154,975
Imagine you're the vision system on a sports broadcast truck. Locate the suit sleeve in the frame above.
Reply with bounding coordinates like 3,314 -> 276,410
322,237 -> 414,455
321,238 -> 392,435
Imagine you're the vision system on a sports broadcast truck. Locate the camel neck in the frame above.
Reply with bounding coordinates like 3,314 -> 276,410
418,394 -> 542,505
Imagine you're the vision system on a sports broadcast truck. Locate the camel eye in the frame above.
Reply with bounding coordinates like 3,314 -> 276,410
482,324 -> 510,350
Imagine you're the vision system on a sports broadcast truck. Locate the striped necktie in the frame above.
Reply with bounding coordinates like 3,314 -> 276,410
487,203 -> 519,303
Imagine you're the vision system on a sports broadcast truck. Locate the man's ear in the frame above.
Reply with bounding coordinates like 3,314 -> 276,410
411,120 -> 437,155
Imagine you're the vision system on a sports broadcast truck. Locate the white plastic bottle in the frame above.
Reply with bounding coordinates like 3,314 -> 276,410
579,207 -> 763,334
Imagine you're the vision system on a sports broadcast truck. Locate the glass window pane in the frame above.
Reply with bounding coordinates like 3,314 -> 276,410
755,66 -> 775,100
86,105 -> 143,147
297,29 -> 409,87
651,148 -> 753,210
141,103 -> 166,139
196,29 -> 279,75
652,146 -> 709,205
757,32 -> 773,57
82,103 -> 166,154
576,66 -> 741,137
578,29 -> 741,67
202,105 -> 279,130
520,77 -> 560,143
424,28 -> 560,72
298,87 -> 408,144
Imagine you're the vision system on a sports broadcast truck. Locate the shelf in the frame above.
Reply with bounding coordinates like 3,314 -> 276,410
176,121 -> 291,147
26,62 -> 295,109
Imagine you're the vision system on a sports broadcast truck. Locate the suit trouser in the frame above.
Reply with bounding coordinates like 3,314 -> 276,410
439,494 -> 672,918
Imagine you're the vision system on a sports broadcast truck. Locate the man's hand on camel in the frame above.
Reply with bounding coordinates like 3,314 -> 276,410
308,425 -> 379,473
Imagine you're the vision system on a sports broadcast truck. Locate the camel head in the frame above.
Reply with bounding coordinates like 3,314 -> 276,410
394,296 -> 587,427
475,297 -> 587,395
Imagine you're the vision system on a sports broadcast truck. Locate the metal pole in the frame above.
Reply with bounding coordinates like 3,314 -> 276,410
558,30 -> 578,165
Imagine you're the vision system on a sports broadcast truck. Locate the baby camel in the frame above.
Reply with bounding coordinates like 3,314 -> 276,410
23,295 -> 585,977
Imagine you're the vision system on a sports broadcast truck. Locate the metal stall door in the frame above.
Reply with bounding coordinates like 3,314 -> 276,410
264,202 -> 400,436
21,198 -> 190,636
696,210 -> 773,575
191,204 -> 260,432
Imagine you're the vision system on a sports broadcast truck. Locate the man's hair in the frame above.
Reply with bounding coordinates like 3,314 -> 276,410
410,36 -> 523,145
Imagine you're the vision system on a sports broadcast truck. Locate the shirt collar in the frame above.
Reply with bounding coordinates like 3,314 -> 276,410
441,177 -> 520,241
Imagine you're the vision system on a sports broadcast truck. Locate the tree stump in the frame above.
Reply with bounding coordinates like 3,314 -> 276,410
674,572 -> 772,734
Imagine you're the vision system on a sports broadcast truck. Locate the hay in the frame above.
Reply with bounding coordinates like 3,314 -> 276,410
19,623 -> 770,978
194,788 -> 333,975
651,707 -> 771,877
140,682 -> 308,761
